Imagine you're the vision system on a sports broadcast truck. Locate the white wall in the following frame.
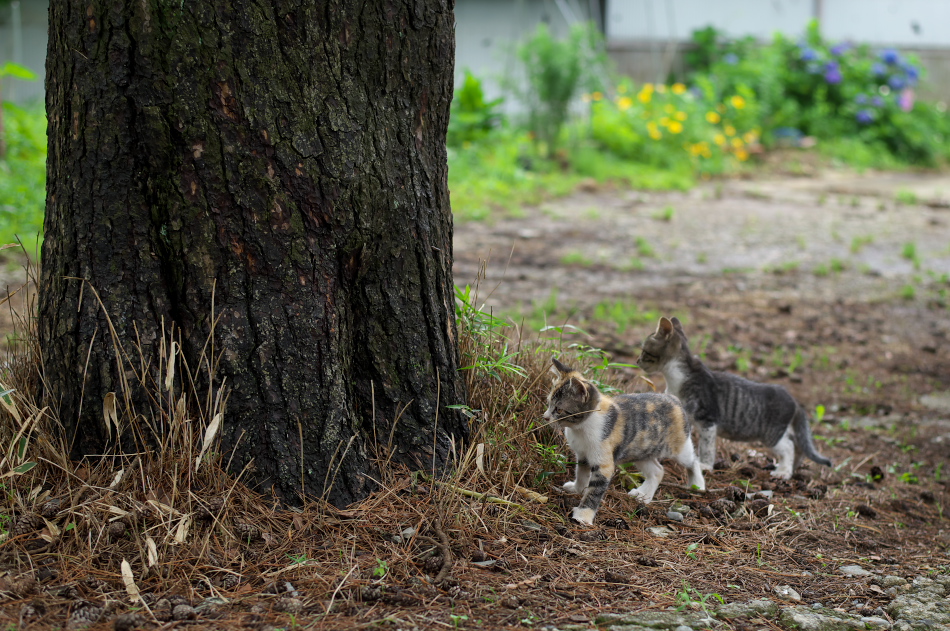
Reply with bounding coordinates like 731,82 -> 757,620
606,0 -> 812,42
607,0 -> 950,47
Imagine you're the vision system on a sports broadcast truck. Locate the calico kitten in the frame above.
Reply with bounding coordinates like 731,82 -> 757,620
543,357 -> 706,525
637,317 -> 832,479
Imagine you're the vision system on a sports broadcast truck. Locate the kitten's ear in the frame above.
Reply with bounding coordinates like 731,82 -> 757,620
670,317 -> 685,333
657,317 -> 675,338
552,357 -> 573,374
569,377 -> 590,401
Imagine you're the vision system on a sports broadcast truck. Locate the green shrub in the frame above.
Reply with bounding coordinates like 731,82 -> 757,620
687,21 -> 950,165
448,70 -> 505,147
0,102 -> 46,254
508,22 -> 606,155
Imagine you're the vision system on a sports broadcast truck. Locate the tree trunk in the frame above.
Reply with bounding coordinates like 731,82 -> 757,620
40,0 -> 466,506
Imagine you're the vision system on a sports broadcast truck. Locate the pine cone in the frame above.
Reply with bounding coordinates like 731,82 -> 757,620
12,513 -> 44,537
233,521 -> 259,541
40,498 -> 62,519
107,521 -> 127,541
68,604 -> 104,629
113,612 -> 145,631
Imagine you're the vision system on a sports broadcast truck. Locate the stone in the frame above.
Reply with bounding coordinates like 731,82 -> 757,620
596,610 -> 711,628
882,576 -> 909,588
860,616 -> 892,629
778,605 -> 867,631
716,599 -> 779,619
773,585 -> 802,601
666,511 -> 685,522
839,564 -> 872,577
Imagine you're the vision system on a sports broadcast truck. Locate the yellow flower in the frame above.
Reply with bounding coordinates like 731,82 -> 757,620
668,121 -> 683,134
731,137 -> 744,149
617,96 -> 634,111
724,125 -> 737,136
638,86 -> 653,104
656,84 -> 667,93
701,146 -> 712,158
592,91 -> 604,101
714,133 -> 726,146
672,83 -> 687,95
730,95 -> 747,109
664,104 -> 676,114
649,128 -> 663,140
735,148 -> 750,161
674,111 -> 688,121
705,111 -> 721,124
743,131 -> 758,143
660,117 -> 671,127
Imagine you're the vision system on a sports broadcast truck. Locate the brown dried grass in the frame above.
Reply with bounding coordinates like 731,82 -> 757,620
0,259 -> 945,629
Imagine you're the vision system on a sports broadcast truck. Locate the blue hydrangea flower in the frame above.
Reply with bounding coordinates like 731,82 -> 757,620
799,47 -> 818,62
824,61 -> 842,84
871,63 -> 887,77
830,42 -> 851,56
855,94 -> 868,105
888,75 -> 906,90
856,109 -> 875,124
872,96 -> 884,107
903,63 -> 920,81
880,49 -> 900,65
723,52 -> 739,65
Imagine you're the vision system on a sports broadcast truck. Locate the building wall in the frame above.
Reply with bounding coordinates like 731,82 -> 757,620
606,0 -> 950,101
0,0 -> 48,104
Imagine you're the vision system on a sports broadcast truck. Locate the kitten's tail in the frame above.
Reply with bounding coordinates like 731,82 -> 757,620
793,406 -> 833,467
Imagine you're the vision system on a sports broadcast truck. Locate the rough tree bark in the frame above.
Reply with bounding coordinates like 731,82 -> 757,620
40,0 -> 467,505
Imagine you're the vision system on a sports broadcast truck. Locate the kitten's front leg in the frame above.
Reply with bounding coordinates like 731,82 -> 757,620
697,424 -> 718,471
571,463 -> 615,525
562,460 -> 591,494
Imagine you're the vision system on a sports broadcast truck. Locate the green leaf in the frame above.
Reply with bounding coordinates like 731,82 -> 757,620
0,62 -> 37,81
12,461 -> 36,475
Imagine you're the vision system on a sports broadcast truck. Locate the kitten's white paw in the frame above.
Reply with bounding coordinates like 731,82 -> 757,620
627,487 -> 653,504
571,507 -> 595,525
562,481 -> 579,493
770,469 -> 792,480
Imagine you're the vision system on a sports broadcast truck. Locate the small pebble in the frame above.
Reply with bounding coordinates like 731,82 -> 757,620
666,511 -> 684,522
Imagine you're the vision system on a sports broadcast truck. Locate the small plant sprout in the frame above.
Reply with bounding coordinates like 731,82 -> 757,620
653,205 -> 675,221
896,189 -> 918,205
685,542 -> 700,560
815,404 -> 826,423
635,236 -> 656,258
373,558 -> 389,578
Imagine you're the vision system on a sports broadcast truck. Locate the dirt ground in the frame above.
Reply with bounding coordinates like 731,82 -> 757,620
3,164 -> 950,630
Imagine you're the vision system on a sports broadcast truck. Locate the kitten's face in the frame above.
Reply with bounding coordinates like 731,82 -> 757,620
637,317 -> 684,372
543,358 -> 598,426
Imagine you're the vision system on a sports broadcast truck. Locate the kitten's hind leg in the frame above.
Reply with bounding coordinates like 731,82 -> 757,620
675,440 -> 706,492
770,427 -> 795,480
563,462 -> 591,494
628,459 -> 664,504
697,424 -> 718,471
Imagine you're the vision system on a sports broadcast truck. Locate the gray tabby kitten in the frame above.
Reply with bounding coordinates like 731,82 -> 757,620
637,317 -> 832,479
543,357 -> 706,525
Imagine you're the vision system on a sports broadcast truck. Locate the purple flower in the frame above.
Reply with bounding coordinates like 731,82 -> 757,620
871,63 -> 887,77
871,96 -> 884,107
903,63 -> 920,83
899,88 -> 915,112
880,49 -> 900,65
830,42 -> 851,56
888,75 -> 906,90
856,109 -> 875,124
723,52 -> 739,65
824,61 -> 842,84
799,46 -> 818,62
855,94 -> 868,105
